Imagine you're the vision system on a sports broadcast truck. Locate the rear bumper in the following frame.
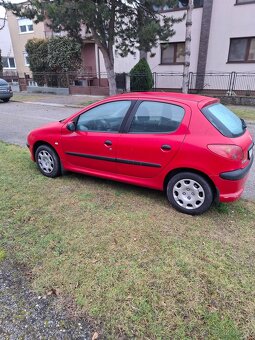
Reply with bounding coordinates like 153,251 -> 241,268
220,156 -> 253,181
212,161 -> 252,202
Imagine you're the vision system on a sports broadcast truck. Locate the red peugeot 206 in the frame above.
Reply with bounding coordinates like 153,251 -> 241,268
27,92 -> 254,215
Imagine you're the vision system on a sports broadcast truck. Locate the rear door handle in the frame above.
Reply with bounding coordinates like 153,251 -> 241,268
104,140 -> 112,146
161,144 -> 171,151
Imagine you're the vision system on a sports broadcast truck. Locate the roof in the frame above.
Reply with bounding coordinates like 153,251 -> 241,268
109,92 -> 215,104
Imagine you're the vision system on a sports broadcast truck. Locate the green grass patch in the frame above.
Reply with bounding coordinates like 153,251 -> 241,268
227,105 -> 255,121
0,248 -> 6,262
1,141 -> 255,338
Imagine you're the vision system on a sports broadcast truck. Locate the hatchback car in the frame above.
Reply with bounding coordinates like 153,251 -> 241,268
27,92 -> 254,215
0,78 -> 13,102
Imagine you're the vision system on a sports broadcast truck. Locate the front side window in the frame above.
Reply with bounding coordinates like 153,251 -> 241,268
161,43 -> 185,64
228,37 -> 255,62
76,101 -> 131,132
202,104 -> 245,137
129,101 -> 185,133
18,18 -> 34,33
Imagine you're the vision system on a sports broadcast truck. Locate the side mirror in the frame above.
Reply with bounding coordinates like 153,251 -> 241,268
66,122 -> 76,132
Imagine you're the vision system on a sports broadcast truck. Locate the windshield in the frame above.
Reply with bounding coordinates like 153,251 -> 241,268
202,103 -> 245,138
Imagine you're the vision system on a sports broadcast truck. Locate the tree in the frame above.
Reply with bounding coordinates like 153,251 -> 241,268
182,0 -> 193,94
25,38 -> 49,73
47,37 -> 82,72
25,36 -> 82,86
130,58 -> 153,91
1,0 -> 183,95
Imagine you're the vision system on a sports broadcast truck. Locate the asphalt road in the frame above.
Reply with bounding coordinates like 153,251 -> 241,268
0,101 -> 76,146
0,100 -> 254,201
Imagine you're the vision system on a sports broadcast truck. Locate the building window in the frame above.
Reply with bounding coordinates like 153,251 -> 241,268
18,18 -> 34,33
236,0 -> 255,4
228,37 -> 255,63
24,52 -> 30,66
161,43 -> 185,65
2,57 -> 16,69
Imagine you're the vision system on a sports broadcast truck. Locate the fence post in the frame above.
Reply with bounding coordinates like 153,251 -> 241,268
228,72 -> 237,95
153,72 -> 157,91
188,72 -> 193,93
232,72 -> 237,95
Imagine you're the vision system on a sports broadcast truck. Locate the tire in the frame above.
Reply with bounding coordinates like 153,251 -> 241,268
166,172 -> 213,215
35,145 -> 61,178
3,98 -> 10,102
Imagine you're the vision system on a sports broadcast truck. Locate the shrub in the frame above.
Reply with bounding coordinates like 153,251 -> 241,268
130,58 -> 154,91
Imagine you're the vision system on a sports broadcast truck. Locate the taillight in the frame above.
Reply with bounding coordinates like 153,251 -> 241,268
207,144 -> 244,161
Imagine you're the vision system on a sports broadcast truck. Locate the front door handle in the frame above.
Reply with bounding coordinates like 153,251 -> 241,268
104,140 -> 112,146
161,144 -> 171,151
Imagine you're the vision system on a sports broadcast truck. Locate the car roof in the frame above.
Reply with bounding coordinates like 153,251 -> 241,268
0,78 -> 8,85
108,92 -> 216,105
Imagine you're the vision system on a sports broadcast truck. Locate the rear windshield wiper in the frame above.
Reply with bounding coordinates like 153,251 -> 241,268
240,118 -> 247,131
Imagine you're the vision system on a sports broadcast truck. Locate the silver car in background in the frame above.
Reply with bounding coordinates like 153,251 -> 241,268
0,78 -> 13,102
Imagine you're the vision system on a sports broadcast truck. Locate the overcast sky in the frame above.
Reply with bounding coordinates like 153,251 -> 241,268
0,0 -> 26,17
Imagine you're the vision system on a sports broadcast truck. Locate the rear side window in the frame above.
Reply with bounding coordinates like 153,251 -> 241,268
129,101 -> 185,133
202,103 -> 245,137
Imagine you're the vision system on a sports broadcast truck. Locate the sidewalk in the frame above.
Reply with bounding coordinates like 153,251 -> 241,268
12,92 -> 105,108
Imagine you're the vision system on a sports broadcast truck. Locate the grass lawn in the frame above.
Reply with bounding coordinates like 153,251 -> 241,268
227,105 -> 255,121
0,141 -> 255,338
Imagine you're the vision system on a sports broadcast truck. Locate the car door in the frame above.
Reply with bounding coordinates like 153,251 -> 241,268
116,100 -> 191,178
61,100 -> 133,173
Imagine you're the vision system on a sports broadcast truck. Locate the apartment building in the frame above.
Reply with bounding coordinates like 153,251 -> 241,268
2,0 -> 255,93
6,10 -> 47,75
145,0 -> 255,90
0,14 -> 16,74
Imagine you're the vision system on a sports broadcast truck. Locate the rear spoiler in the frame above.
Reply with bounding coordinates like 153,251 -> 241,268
198,98 -> 220,110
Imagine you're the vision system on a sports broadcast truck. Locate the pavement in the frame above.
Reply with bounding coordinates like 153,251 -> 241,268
12,92 -> 105,108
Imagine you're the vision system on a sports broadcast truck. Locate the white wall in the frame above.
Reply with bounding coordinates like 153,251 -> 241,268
147,8 -> 203,74
206,0 -> 255,73
0,18 -> 15,58
96,8 -> 203,76
96,46 -> 139,75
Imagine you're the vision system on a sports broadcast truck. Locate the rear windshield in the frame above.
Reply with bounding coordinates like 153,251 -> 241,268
201,103 -> 245,138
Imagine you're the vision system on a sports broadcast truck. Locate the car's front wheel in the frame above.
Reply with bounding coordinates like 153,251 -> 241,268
3,98 -> 10,102
166,172 -> 213,215
35,145 -> 61,178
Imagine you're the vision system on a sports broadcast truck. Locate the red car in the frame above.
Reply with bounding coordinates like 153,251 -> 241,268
27,92 -> 254,215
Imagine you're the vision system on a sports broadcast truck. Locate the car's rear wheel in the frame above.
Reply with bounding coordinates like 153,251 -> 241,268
35,145 -> 61,178
166,172 -> 213,215
3,98 -> 10,102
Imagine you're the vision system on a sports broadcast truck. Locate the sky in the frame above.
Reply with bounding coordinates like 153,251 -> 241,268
0,0 -> 26,17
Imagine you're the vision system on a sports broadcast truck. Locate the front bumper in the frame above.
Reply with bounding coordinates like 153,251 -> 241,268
0,92 -> 13,99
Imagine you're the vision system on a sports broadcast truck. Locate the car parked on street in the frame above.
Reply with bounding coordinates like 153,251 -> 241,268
0,78 -> 13,102
27,92 -> 254,215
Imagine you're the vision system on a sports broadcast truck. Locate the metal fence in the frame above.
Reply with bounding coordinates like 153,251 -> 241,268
3,70 -> 255,96
188,72 -> 255,95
